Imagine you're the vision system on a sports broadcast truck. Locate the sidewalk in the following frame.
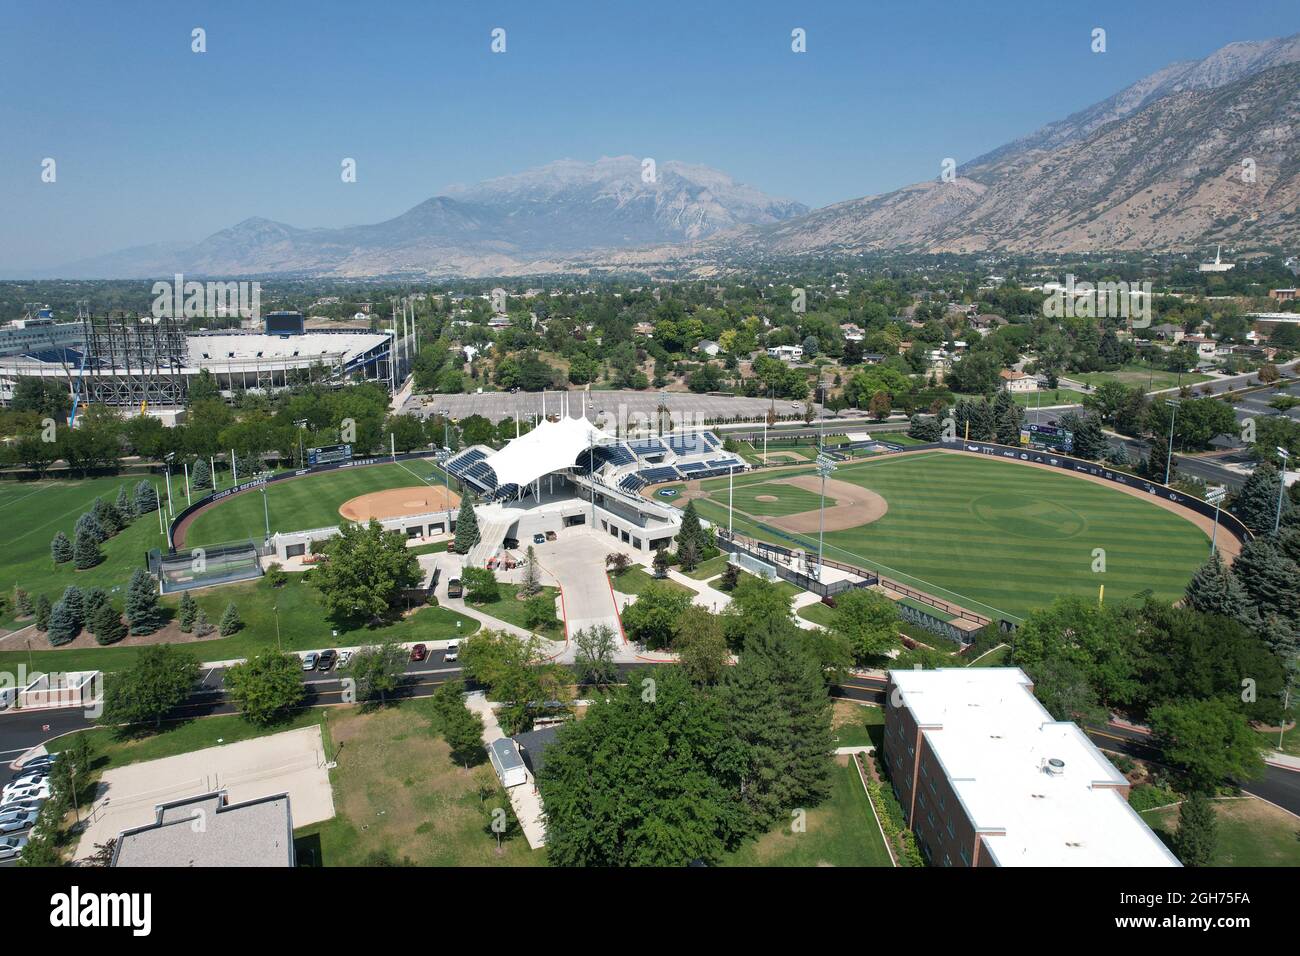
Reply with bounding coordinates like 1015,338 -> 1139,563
464,691 -> 547,849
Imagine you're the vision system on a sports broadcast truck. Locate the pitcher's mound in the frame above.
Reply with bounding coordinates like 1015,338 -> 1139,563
755,494 -> 779,502
340,485 -> 460,522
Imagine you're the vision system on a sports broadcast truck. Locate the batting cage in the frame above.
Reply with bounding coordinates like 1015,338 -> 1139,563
150,539 -> 265,593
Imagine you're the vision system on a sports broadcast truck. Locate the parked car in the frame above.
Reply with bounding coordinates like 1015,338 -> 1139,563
302,652 -> 318,671
0,835 -> 29,861
317,650 -> 337,671
5,772 -> 46,792
1,782 -> 50,806
443,641 -> 459,663
447,578 -> 462,599
337,650 -> 353,669
410,644 -> 427,663
0,808 -> 39,833
533,533 -> 546,545
19,755 -> 57,773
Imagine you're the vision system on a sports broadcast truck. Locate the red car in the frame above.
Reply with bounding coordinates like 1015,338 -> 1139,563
409,643 -> 427,663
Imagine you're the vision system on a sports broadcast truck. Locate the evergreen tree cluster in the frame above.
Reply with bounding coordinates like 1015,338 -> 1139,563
50,490 -> 137,570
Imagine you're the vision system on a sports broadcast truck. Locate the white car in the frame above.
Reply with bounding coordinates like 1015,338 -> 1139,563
0,808 -> 39,833
443,642 -> 459,663
337,650 -> 353,668
0,835 -> 29,861
1,782 -> 50,806
4,772 -> 46,792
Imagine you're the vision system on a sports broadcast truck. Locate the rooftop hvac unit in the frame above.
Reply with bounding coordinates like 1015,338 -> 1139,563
1042,757 -> 1066,776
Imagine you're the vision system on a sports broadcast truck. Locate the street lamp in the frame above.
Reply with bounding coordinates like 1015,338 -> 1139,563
1163,399 -> 1180,486
1275,448 -> 1292,533
1206,486 -> 1227,555
815,453 -> 837,583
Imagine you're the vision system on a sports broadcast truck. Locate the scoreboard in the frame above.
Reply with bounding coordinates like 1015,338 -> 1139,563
1019,423 -> 1074,453
307,443 -> 353,466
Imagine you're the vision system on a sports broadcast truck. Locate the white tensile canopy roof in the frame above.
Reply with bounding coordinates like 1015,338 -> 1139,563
482,415 -> 612,489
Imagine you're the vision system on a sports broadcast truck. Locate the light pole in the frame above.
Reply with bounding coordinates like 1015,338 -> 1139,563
1275,448 -> 1292,533
815,453 -> 836,582
1206,486 -> 1226,555
273,605 -> 281,651
728,462 -> 735,538
1163,399 -> 1180,486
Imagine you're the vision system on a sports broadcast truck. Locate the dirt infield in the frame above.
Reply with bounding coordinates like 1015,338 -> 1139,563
340,485 -> 460,522
764,474 -> 888,534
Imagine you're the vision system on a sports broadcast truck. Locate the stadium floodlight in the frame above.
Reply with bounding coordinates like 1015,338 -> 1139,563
1276,447 -> 1292,533
1206,485 -> 1227,555
1162,399 -> 1180,486
815,453 -> 837,582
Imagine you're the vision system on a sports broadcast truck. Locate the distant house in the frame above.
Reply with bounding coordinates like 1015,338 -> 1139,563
1270,288 -> 1298,302
633,321 -> 655,337
1152,323 -> 1184,343
839,323 -> 865,342
1183,335 -> 1219,362
766,344 -> 803,362
968,314 -> 1007,331
1000,369 -> 1037,393
696,339 -> 721,358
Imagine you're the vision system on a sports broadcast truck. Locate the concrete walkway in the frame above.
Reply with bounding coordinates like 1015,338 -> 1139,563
464,691 -> 546,849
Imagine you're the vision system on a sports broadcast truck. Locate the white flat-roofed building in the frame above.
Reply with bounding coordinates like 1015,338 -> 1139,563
883,667 -> 1179,868
112,790 -> 294,867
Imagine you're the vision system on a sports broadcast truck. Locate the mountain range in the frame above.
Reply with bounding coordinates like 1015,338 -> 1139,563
44,33 -> 1300,279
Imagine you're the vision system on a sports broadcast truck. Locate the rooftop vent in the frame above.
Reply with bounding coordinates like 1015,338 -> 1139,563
1042,757 -> 1066,777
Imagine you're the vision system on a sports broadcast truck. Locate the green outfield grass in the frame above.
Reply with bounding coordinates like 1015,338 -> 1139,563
183,458 -> 449,547
726,481 -> 825,517
1073,364 -> 1213,393
0,476 -> 169,629
692,452 -> 1209,622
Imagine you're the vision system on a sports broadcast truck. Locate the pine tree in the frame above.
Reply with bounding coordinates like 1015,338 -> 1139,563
1183,551 -> 1251,623
178,592 -> 198,632
1232,534 -> 1300,624
14,589 -> 33,619
723,626 -> 835,831
83,587 -> 108,618
191,457 -> 212,492
124,568 -> 164,635
60,586 -> 85,632
134,481 -> 158,515
521,546 -> 541,596
1106,442 -> 1132,469
50,531 -> 73,564
1231,461 -> 1291,533
1172,791 -> 1217,867
73,526 -> 103,570
453,494 -> 480,554
34,594 -> 51,631
1143,437 -> 1176,484
92,496 -> 122,536
994,396 -> 1023,445
75,510 -> 107,544
115,486 -> 133,522
676,500 -> 707,555
46,600 -> 79,646
219,602 -> 242,636
195,608 -> 213,637
90,602 -> 126,646
1066,413 -> 1108,461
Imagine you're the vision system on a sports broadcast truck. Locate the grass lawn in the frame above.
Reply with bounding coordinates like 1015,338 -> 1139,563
0,475 -> 169,630
797,601 -> 836,627
831,700 -> 883,748
1074,364 -> 1213,393
407,540 -> 450,556
293,699 -> 543,867
967,645 -> 1010,667
692,451 -> 1208,622
1256,723 -> 1300,758
184,458 -> 449,547
1141,798 -> 1300,866
726,480 -> 826,517
467,583 -> 562,638
722,758 -> 893,867
681,554 -> 729,580
609,566 -> 692,596
0,573 -> 480,673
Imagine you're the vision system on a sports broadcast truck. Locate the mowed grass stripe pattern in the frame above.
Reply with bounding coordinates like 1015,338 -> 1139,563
183,459 -> 450,547
727,481 -> 826,517
696,453 -> 1209,621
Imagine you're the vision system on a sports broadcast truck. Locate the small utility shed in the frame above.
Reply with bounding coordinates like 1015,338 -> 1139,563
489,737 -> 529,789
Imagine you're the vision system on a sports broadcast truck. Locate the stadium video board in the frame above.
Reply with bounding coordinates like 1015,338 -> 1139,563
1019,423 -> 1074,453
307,443 -> 353,466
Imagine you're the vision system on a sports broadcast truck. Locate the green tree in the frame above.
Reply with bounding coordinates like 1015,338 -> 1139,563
721,576 -> 795,650
124,568 -> 164,635
538,668 -> 742,866
1172,790 -> 1217,867
218,602 -> 242,636
89,602 -> 125,646
225,650 -> 306,724
177,592 -> 198,632
461,566 -> 500,604
114,485 -> 133,520
50,531 -> 73,565
1231,461 -> 1292,533
443,703 -> 486,768
312,519 -> 422,623
572,624 -> 618,685
520,545 -> 541,596
73,526 -> 103,570
723,628 -> 835,831
829,589 -> 900,664
46,599 -> 79,645
620,582 -> 692,650
674,500 -> 709,568
103,644 -> 200,728
1148,697 -> 1264,792
453,495 -> 481,554
191,456 -> 212,491
523,593 -> 555,631
1183,551 -> 1250,623
133,481 -> 158,515
34,593 -> 51,631
673,606 -> 731,685
343,638 -> 408,705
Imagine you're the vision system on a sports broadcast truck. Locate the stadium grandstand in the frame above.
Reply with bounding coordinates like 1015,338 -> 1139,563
443,397 -> 745,566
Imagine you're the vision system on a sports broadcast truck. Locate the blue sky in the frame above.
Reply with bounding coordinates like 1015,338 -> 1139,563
2,0 -> 1297,270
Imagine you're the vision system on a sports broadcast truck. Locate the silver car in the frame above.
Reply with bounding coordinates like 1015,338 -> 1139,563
0,808 -> 39,833
0,835 -> 29,861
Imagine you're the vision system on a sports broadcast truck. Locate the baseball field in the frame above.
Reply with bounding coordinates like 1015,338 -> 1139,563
686,450 -> 1212,622
180,458 -> 451,548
